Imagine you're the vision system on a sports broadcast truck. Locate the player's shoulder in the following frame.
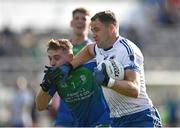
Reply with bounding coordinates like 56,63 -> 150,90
117,36 -> 143,57
72,66 -> 92,74
114,37 -> 131,56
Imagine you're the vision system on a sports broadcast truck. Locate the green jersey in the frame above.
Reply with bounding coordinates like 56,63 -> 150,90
73,43 -> 86,55
57,67 -> 96,107
56,66 -> 110,126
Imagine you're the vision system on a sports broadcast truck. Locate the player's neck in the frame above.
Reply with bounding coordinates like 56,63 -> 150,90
71,34 -> 88,45
107,35 -> 119,48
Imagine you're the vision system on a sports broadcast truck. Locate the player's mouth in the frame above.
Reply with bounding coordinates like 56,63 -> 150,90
94,39 -> 99,43
76,25 -> 85,30
93,37 -> 98,42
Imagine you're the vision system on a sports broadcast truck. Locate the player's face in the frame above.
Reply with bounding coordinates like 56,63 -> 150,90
71,12 -> 90,35
90,19 -> 112,48
47,49 -> 72,68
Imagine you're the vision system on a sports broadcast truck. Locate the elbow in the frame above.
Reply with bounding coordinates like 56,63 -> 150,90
132,91 -> 139,98
36,107 -> 44,111
35,100 -> 47,111
36,104 -> 46,111
131,82 -> 140,98
35,99 -> 44,111
132,88 -> 140,98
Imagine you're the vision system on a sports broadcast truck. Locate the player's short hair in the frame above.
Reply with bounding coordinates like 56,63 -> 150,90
72,7 -> 91,17
91,10 -> 117,26
47,39 -> 73,53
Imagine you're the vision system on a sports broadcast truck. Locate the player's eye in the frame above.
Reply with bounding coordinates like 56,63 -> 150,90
48,56 -> 52,61
82,17 -> 86,21
91,28 -> 99,33
54,56 -> 61,61
74,17 -> 79,21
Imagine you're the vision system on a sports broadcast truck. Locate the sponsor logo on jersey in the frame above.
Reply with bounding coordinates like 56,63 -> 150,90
110,59 -> 120,77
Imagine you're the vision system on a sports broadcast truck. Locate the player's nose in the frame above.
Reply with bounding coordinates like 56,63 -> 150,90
50,60 -> 56,67
93,34 -> 97,40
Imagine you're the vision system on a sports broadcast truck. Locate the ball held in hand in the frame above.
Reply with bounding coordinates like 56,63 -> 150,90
99,59 -> 124,81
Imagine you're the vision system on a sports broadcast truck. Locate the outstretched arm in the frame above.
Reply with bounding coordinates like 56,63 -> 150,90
35,66 -> 59,111
36,89 -> 52,111
71,44 -> 95,68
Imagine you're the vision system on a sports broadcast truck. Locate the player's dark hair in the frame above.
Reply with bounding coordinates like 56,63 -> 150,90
47,39 -> 73,52
91,10 -> 117,26
72,7 -> 91,17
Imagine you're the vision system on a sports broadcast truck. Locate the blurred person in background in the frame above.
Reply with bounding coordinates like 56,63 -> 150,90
69,7 -> 93,55
166,91 -> 180,127
19,28 -> 45,57
36,39 -> 111,127
57,10 -> 162,127
0,27 -> 23,57
9,76 -> 34,127
50,7 -> 97,126
147,0 -> 180,27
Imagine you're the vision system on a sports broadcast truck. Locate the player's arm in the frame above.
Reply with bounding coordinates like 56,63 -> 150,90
94,59 -> 140,98
111,70 -> 140,98
57,44 -> 96,80
36,88 -> 52,111
36,66 -> 59,111
71,43 -> 95,68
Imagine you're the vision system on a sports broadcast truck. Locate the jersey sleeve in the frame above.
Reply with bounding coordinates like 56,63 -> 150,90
119,43 -> 143,73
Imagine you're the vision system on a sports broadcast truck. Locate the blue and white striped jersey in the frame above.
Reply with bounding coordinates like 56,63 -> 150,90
94,36 -> 153,118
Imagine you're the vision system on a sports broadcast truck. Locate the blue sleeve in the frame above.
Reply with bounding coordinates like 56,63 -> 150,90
54,100 -> 78,126
83,61 -> 97,72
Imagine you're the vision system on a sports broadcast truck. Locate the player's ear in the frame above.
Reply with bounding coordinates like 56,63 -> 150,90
68,53 -> 74,61
109,24 -> 116,33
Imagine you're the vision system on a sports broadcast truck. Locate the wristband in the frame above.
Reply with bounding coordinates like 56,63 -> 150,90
107,78 -> 115,88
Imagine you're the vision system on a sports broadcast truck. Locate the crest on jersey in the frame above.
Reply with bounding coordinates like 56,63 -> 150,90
80,75 -> 86,84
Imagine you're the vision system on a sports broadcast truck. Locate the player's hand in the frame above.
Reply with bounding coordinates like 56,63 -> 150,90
40,66 -> 62,92
94,59 -> 124,88
58,62 -> 73,81
94,63 -> 110,87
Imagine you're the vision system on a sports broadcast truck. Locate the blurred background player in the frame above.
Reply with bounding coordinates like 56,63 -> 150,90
70,7 -> 92,55
57,10 -> 162,127
49,7 -> 97,126
35,39 -> 111,126
9,76 -> 34,127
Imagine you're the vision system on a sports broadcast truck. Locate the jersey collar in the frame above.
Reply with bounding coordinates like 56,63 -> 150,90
103,36 -> 121,51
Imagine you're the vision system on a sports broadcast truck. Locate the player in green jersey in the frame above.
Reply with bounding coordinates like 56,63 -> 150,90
53,7 -> 96,126
36,39 -> 111,126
